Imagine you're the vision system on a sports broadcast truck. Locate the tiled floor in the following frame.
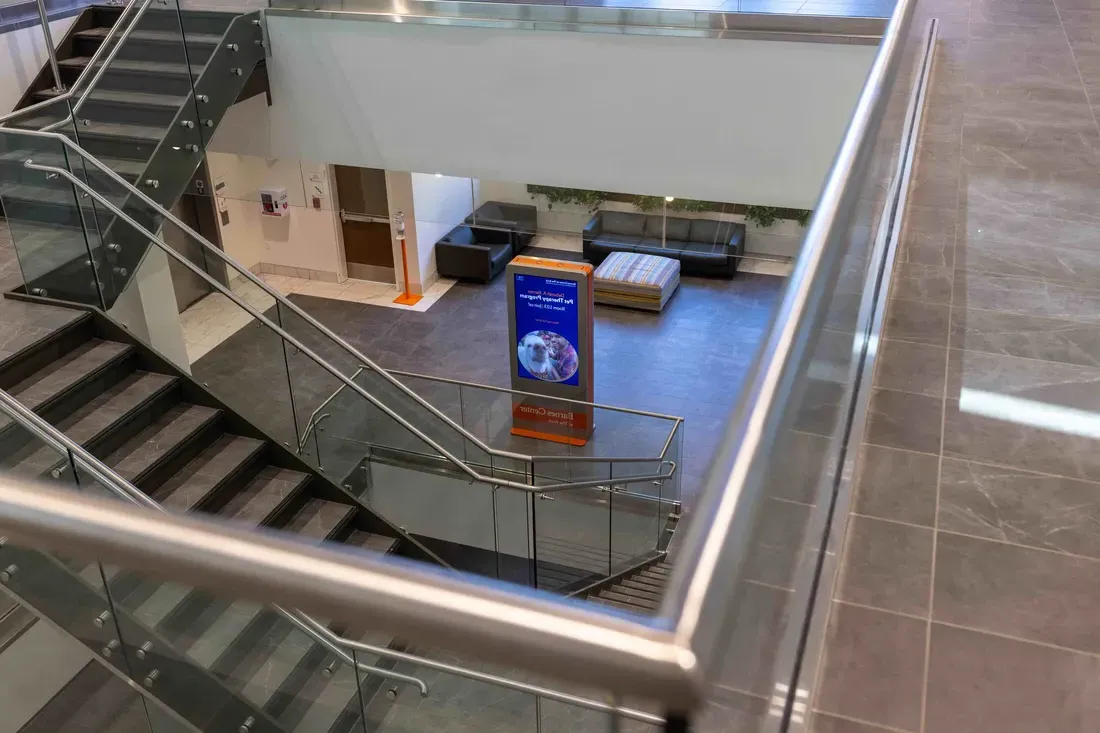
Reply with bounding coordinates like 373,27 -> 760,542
189,247 -> 786,503
811,0 -> 1100,730
179,273 -> 458,362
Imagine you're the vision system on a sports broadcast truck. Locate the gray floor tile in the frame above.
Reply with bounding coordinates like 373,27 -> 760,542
950,307 -> 1100,368
897,206 -> 956,268
874,340 -> 947,397
853,445 -> 939,526
942,394 -> 1100,482
883,299 -> 950,346
934,532 -> 1100,654
925,623 -> 1100,733
891,263 -> 953,304
836,516 -> 933,615
865,388 -> 943,454
939,458 -> 1100,558
816,603 -> 925,732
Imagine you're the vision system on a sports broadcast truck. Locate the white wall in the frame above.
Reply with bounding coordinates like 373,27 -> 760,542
109,247 -> 191,374
212,17 -> 875,210
206,152 -> 346,280
409,173 -> 476,291
0,16 -> 77,114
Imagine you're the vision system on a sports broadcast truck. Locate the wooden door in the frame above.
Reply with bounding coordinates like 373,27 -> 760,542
334,166 -> 395,282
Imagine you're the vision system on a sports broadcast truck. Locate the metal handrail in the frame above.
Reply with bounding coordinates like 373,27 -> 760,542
0,133 -> 673,474
20,154 -> 675,496
290,612 -> 664,725
0,381 -> 428,696
0,0 -> 146,127
297,364 -> 684,465
0,0 -> 921,710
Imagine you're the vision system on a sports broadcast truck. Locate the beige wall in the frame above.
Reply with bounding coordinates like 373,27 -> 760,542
206,152 -> 346,281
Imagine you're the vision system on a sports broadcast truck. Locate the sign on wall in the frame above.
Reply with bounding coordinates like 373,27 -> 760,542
507,256 -> 594,446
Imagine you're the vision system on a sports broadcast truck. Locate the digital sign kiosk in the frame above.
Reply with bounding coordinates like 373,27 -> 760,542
506,256 -> 595,446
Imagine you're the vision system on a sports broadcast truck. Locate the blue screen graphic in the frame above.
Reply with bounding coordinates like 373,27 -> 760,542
514,274 -> 580,387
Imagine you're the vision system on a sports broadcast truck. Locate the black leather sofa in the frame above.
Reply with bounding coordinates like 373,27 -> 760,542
435,202 -> 538,282
466,201 -> 538,247
582,211 -> 746,277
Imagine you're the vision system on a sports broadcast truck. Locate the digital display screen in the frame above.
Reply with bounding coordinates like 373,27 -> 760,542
513,274 -> 580,387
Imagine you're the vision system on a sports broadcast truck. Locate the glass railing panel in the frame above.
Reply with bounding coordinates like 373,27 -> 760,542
714,10 -> 928,731
609,466 -> 665,574
0,129 -> 106,307
532,486 -> 610,591
363,646 -> 538,733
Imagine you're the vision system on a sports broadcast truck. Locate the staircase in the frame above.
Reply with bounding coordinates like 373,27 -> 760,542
589,558 -> 673,614
0,4 -> 266,306
0,305 -> 431,733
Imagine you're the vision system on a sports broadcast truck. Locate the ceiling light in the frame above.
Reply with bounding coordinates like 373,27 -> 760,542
665,196 -> 675,202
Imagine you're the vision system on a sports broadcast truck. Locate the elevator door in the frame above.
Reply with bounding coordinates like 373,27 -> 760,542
164,196 -> 215,312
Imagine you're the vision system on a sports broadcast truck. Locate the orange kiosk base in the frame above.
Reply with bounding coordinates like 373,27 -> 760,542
393,227 -> 423,306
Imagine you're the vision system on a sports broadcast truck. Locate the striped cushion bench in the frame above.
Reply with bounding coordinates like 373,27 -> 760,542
593,251 -> 680,312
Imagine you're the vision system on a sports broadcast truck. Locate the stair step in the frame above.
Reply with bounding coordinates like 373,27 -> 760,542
285,499 -> 355,542
103,403 -> 220,482
58,56 -> 205,77
616,579 -> 664,600
235,617 -> 317,711
0,182 -> 128,209
151,433 -> 265,512
344,529 -> 398,555
14,118 -> 165,143
590,595 -> 642,613
598,589 -> 658,611
186,600 -> 265,670
215,466 -> 310,526
636,570 -> 671,586
0,148 -> 146,181
622,574 -> 665,591
2,371 -> 175,478
4,339 -> 131,422
73,26 -> 222,46
33,86 -> 187,112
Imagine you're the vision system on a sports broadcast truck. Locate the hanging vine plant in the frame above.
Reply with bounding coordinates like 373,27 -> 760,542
631,195 -> 663,212
794,209 -> 812,227
527,186 -> 607,212
667,198 -> 711,213
743,205 -> 784,228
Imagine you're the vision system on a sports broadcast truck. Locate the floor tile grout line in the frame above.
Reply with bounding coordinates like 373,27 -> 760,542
832,598 -> 928,623
851,510 -> 1100,565
862,439 -> 1100,486
920,16 -> 968,730
832,598 -> 1100,662
810,709 -> 917,733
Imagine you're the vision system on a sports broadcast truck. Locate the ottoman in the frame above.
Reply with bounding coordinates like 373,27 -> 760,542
593,251 -> 680,312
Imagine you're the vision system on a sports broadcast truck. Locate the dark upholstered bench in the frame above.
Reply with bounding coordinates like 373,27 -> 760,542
582,211 -> 746,278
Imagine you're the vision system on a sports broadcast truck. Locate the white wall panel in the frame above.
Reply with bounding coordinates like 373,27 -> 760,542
212,18 -> 874,210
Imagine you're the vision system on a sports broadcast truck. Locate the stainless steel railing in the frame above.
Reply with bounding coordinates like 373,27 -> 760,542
7,138 -> 677,499
0,393 -> 661,724
0,381 -> 430,697
0,0 -> 926,713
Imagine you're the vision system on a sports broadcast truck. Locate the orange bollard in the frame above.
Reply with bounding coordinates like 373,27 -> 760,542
392,212 -> 422,306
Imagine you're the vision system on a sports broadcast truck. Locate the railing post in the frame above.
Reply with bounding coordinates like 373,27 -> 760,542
34,0 -> 65,92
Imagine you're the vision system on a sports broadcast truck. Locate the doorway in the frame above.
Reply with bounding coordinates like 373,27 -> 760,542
333,166 -> 395,283
163,162 -> 228,312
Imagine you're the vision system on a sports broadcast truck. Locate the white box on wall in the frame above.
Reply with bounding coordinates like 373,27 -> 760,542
260,187 -> 289,217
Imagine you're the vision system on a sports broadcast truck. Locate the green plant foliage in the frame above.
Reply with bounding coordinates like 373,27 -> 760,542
632,195 -> 663,212
743,205 -> 783,228
794,209 -> 812,227
666,198 -> 711,213
527,186 -> 607,212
